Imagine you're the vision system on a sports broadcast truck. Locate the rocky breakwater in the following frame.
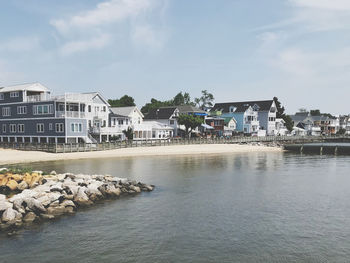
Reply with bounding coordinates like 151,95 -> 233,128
0,169 -> 154,234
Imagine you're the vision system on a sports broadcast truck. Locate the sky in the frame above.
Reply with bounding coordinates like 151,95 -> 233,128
0,0 -> 350,114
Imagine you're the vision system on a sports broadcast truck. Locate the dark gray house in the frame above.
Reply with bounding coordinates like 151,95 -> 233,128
0,82 -> 110,143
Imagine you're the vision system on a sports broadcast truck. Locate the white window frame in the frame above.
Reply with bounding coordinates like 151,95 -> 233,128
33,104 -> 53,115
71,123 -> 82,133
37,123 -> 44,133
9,124 -> 16,133
17,106 -> 27,115
17,124 -> 25,133
55,123 -> 64,133
2,107 -> 11,116
49,123 -> 53,131
2,124 -> 6,133
0,93 -> 4,100
10,92 -> 19,98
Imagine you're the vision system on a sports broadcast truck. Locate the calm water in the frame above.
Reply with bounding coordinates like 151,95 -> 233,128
1,152 -> 350,262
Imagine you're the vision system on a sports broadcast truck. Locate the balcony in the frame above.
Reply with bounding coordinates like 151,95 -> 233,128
26,94 -> 51,102
56,111 -> 86,118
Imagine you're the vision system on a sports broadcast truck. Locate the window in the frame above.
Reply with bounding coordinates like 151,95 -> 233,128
9,124 -> 16,133
33,105 -> 53,115
95,106 -> 99,112
56,123 -> 64,133
268,117 -> 276,122
88,105 -> 91,112
102,106 -> 106,112
49,123 -> 53,130
2,107 -> 11,116
37,123 -> 44,133
18,124 -> 24,133
10,92 -> 19,98
170,120 -> 175,125
229,106 -> 237,113
0,93 -> 4,100
2,124 -> 6,133
17,106 -> 27,114
102,120 -> 106,127
125,119 -> 128,125
118,120 -> 124,125
71,123 -> 82,133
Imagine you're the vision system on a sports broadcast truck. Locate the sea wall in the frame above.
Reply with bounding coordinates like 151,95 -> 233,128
0,169 -> 154,234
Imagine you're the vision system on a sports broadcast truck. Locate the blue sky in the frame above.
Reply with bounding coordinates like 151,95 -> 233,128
0,0 -> 350,114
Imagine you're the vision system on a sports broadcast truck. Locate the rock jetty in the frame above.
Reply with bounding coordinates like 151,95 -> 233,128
0,168 -> 154,233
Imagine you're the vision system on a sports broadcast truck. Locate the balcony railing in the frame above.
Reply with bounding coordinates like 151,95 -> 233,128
56,111 -> 86,118
26,94 -> 51,102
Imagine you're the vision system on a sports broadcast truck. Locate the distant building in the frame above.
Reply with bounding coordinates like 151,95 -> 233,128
211,100 -> 277,135
290,111 -> 339,135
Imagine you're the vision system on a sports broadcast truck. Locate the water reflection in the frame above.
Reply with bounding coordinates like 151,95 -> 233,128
1,152 -> 350,262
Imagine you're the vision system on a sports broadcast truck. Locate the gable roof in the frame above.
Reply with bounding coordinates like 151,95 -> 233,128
53,92 -> 110,106
110,106 -> 144,118
0,82 -> 49,93
212,103 -> 250,113
223,116 -> 237,125
177,105 -> 207,115
212,100 -> 274,113
144,107 -> 178,120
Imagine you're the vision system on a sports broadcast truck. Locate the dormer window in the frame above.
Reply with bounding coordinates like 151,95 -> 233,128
252,104 -> 260,111
10,91 -> 19,98
229,106 -> 237,113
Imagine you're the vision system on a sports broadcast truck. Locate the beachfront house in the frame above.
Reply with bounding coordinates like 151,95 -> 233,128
204,116 -> 225,137
143,107 -> 180,136
108,106 -> 174,140
211,103 -> 259,134
0,83 -> 112,144
212,100 -> 277,135
290,111 -> 340,135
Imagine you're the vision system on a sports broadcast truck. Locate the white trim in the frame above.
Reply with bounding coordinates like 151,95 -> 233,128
0,117 -> 70,121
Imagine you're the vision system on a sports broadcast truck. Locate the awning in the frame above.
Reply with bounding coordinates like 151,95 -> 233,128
201,124 -> 214,130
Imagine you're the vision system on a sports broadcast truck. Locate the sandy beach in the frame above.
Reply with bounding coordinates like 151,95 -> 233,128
0,144 -> 283,165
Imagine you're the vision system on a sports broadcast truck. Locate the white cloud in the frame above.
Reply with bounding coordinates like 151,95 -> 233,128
0,37 -> 40,52
50,0 -> 166,54
290,0 -> 350,11
60,34 -> 112,55
51,0 -> 152,35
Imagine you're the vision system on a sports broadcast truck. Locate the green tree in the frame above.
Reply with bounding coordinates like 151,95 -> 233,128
194,90 -> 214,110
108,95 -> 136,107
310,109 -> 321,116
178,114 -> 203,138
123,127 -> 134,141
173,92 -> 185,106
141,98 -> 173,114
273,97 -> 294,132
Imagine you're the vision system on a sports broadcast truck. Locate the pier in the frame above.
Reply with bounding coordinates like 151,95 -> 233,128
284,143 -> 350,155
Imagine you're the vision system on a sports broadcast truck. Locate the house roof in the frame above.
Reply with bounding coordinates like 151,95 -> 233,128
110,106 -> 143,118
0,82 -> 49,93
144,107 -> 178,120
223,117 -> 237,124
211,100 -> 274,113
177,105 -> 207,115
53,92 -> 110,106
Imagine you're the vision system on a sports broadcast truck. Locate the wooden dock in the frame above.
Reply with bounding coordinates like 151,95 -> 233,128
284,143 -> 350,155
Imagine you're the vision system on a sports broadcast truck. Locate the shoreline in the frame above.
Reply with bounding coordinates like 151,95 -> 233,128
0,144 -> 283,166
